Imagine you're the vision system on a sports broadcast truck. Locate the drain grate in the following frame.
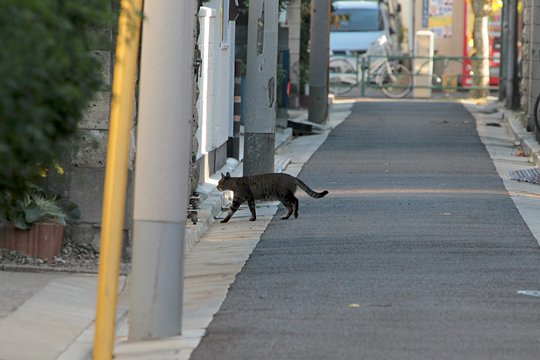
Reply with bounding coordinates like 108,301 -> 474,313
508,168 -> 540,185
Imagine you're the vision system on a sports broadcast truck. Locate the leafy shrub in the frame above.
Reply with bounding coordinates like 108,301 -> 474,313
0,0 -> 109,217
4,188 -> 81,230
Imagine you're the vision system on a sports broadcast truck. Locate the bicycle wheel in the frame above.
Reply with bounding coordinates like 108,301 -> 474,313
378,62 -> 412,99
329,57 -> 356,96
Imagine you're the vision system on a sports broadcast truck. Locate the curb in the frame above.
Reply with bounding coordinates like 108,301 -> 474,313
0,264 -> 101,274
501,107 -> 540,167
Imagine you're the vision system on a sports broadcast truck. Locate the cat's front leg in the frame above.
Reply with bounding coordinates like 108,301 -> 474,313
221,199 -> 243,223
247,198 -> 256,221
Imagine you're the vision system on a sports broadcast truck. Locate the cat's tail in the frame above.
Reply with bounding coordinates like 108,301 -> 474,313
296,178 -> 329,198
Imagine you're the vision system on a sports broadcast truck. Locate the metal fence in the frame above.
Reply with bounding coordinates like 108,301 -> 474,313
328,54 -> 500,99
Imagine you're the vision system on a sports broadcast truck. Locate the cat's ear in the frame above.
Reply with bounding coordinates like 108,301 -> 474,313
221,173 -> 226,178
226,172 -> 231,178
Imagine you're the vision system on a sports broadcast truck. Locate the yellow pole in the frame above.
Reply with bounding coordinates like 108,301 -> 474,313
93,0 -> 143,359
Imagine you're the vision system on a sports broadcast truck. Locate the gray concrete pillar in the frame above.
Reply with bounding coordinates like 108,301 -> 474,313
243,0 -> 279,176
308,0 -> 330,124
128,0 -> 196,341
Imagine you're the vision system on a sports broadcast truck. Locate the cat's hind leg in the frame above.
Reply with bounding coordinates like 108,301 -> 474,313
221,199 -> 243,223
293,196 -> 299,218
280,204 -> 294,219
280,192 -> 298,219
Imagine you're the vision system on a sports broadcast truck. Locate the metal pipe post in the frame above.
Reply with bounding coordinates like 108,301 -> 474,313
499,0 -> 509,101
505,0 -> 517,109
128,0 -> 197,341
93,0 -> 143,358
243,0 -> 279,176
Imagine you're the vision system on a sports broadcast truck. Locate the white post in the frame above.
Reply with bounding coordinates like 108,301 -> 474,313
413,30 -> 434,99
128,0 -> 197,340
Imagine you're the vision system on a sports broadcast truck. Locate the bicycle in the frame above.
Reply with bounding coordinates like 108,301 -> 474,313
372,55 -> 413,99
328,55 -> 358,96
329,53 -> 412,99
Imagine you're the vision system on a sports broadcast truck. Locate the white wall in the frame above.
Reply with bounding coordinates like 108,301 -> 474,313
196,1 -> 235,169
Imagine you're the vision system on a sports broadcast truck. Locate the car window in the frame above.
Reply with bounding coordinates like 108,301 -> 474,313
331,8 -> 382,32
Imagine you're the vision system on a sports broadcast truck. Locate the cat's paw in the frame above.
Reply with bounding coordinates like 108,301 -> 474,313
249,217 -> 256,221
220,218 -> 229,223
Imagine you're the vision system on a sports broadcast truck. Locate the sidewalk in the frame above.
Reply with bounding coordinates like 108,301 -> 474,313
466,99 -> 540,243
1,98 -> 540,360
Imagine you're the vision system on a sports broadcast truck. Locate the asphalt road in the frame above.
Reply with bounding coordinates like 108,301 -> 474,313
191,101 -> 540,360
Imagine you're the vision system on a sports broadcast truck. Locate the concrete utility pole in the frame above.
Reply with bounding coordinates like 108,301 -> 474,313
129,1 -> 196,340
243,0 -> 279,176
308,0 -> 330,124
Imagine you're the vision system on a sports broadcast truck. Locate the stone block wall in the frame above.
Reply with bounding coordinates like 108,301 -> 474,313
49,28 -> 136,255
521,0 -> 540,132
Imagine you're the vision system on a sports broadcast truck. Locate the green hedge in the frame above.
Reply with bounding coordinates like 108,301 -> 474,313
0,0 -> 109,201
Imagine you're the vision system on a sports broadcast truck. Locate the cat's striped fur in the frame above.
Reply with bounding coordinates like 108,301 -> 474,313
217,172 -> 328,223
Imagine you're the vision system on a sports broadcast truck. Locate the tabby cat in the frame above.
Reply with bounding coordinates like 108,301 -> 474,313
217,172 -> 328,223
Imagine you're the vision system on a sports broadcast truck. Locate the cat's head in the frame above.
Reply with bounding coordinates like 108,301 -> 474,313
217,172 -> 232,191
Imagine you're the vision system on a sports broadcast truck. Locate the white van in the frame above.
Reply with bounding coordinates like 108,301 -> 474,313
330,1 -> 400,56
